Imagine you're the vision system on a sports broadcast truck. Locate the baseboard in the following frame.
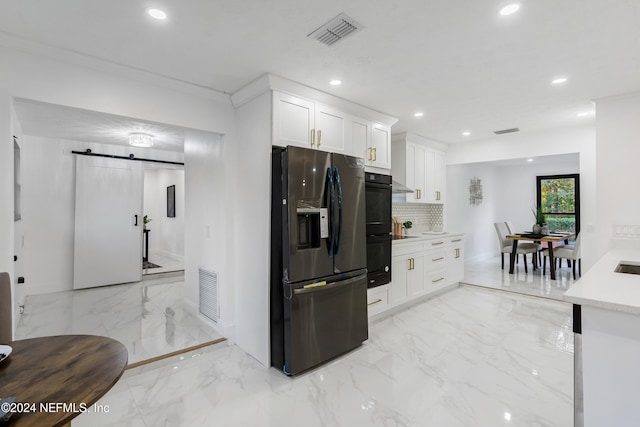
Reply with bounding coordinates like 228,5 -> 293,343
182,298 -> 236,344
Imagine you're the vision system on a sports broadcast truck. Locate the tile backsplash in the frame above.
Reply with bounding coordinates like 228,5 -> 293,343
392,203 -> 443,231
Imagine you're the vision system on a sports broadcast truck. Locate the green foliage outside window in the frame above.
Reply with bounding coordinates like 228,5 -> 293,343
539,177 -> 577,233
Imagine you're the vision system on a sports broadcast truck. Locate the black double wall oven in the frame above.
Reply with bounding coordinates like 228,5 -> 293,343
365,173 -> 392,288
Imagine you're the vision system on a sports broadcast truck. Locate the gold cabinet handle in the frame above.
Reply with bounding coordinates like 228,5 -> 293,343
437,191 -> 441,200
451,239 -> 462,242
455,248 -> 460,258
408,258 -> 414,270
368,147 -> 373,161
432,241 -> 444,246
317,129 -> 322,147
432,257 -> 444,262
367,298 -> 383,306
373,147 -> 377,161
432,277 -> 445,283
311,129 -> 316,147
415,189 -> 419,200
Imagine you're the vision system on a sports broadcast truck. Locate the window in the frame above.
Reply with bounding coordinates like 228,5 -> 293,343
536,174 -> 580,234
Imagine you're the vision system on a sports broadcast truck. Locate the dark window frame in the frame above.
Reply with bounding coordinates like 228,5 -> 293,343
536,173 -> 580,235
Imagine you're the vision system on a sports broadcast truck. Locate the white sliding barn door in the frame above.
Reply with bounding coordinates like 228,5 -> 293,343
74,156 -> 143,289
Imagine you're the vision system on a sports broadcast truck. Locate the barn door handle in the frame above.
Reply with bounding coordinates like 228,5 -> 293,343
134,214 -> 139,226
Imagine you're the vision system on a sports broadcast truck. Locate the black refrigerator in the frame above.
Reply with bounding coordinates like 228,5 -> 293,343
271,146 -> 368,376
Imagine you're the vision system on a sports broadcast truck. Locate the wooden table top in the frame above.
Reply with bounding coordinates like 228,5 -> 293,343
0,335 -> 128,427
507,233 -> 573,242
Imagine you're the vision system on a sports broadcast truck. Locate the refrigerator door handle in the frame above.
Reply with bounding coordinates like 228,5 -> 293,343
333,166 -> 343,255
327,167 -> 336,257
292,273 -> 367,295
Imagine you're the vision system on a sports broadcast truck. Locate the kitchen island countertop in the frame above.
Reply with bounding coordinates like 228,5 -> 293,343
564,248 -> 640,314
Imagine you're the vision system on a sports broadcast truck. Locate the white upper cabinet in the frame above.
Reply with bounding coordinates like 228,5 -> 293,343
273,93 -> 349,153
352,118 -> 392,170
351,116 -> 371,161
426,148 -> 446,204
314,103 -> 348,153
391,132 -> 447,204
370,123 -> 392,170
273,92 -> 315,148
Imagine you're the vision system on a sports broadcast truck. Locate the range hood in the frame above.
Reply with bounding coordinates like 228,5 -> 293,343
392,180 -> 413,193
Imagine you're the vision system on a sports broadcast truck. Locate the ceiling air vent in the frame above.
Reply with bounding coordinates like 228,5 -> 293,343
494,128 -> 520,135
308,13 -> 364,46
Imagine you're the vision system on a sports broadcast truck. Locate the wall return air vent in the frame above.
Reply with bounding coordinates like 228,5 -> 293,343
308,13 -> 364,46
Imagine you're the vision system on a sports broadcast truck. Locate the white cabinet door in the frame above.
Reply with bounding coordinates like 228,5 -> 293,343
406,143 -> 426,203
315,104 -> 348,153
426,148 -> 446,203
371,123 -> 391,170
446,237 -> 465,284
406,254 -> 424,297
273,92 -> 314,148
391,256 -> 408,305
74,156 -> 143,289
351,116 -> 371,162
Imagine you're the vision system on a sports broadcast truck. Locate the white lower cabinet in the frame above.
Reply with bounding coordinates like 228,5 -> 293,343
370,234 -> 464,319
366,285 -> 390,317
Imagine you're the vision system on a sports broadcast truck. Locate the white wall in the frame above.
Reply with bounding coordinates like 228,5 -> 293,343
143,167 -> 185,260
447,163 -> 500,261
183,130 -> 234,339
447,125 -> 597,267
594,92 -> 640,258
233,91 -> 272,366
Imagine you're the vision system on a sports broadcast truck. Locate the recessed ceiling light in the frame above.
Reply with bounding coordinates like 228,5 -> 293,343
551,77 -> 568,85
499,4 -> 520,16
414,112 -> 424,118
527,158 -> 534,162
462,131 -> 471,136
329,79 -> 342,86
147,8 -> 167,20
577,111 -> 591,117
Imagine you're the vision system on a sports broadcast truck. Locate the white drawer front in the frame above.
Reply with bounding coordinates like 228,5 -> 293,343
426,249 -> 447,270
367,286 -> 390,317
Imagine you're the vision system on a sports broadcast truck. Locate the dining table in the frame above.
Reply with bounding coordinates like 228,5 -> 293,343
0,334 -> 128,426
507,232 -> 574,280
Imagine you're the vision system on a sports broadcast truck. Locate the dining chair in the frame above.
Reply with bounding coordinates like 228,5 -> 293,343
506,221 -> 545,264
494,222 -> 539,272
542,232 -> 582,280
0,272 -> 12,343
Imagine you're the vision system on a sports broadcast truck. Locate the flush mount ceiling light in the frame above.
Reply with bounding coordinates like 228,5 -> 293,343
577,111 -> 591,117
499,3 -> 520,16
552,77 -> 568,85
147,8 -> 167,20
462,131 -> 471,136
414,112 -> 424,118
527,158 -> 534,162
329,79 -> 342,86
129,133 -> 154,147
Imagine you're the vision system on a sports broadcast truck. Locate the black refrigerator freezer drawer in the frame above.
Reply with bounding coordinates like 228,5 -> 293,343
282,272 -> 368,375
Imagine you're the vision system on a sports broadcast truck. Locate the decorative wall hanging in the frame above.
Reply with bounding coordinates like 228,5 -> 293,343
469,176 -> 483,206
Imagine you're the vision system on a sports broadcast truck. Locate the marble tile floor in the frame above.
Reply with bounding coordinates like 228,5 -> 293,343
143,252 -> 185,276
15,275 -> 224,366
72,285 -> 574,427
462,255 -> 578,301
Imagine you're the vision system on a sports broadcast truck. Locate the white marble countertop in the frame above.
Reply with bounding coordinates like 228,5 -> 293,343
564,248 -> 640,314
392,231 -> 464,245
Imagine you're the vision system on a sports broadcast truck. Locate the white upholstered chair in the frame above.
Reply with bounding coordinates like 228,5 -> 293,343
494,222 -> 539,272
543,232 -> 582,280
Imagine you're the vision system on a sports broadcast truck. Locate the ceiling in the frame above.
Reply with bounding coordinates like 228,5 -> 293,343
2,0 -> 639,144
